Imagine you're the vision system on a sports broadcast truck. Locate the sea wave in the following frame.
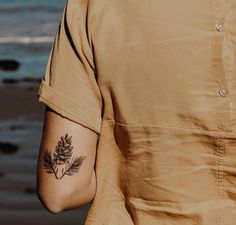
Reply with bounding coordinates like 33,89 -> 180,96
0,36 -> 54,44
0,4 -> 62,13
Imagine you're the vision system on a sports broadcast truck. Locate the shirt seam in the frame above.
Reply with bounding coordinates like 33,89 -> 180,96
101,119 -> 235,137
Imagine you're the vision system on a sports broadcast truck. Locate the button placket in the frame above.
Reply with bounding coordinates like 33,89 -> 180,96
217,136 -> 225,199
211,2 -> 229,224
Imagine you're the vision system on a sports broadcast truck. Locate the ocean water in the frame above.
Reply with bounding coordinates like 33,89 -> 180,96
0,0 -> 66,79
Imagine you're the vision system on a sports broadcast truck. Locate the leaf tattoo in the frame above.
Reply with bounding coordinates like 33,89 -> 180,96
43,150 -> 56,174
64,156 -> 86,176
42,133 -> 86,179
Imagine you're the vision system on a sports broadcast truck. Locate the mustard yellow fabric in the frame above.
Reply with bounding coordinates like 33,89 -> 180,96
37,0 -> 236,224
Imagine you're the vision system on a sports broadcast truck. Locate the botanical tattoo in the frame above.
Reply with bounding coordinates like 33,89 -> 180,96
42,133 -> 86,179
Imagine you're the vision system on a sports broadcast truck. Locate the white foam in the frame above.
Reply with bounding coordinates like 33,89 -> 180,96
0,36 -> 54,44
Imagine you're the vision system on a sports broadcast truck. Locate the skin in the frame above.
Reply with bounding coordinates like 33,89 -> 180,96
37,106 -> 98,213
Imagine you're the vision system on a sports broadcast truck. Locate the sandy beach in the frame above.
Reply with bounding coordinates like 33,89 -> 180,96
0,83 -> 90,225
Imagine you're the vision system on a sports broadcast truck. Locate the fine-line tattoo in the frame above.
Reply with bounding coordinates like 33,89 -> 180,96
42,133 -> 86,179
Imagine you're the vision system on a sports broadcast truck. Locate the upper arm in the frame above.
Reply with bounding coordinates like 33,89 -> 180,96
36,0 -> 103,213
37,106 -> 98,212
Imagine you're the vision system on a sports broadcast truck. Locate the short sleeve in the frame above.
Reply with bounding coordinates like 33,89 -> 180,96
37,0 -> 103,135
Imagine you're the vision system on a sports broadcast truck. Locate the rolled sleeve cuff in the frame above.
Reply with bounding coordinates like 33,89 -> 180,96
37,79 -> 101,135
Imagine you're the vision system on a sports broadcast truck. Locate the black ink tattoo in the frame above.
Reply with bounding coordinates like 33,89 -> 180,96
42,133 -> 86,179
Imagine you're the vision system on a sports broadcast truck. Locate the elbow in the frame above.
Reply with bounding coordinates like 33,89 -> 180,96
36,173 -> 96,213
45,204 -> 62,214
37,186 -> 94,214
36,187 -> 65,214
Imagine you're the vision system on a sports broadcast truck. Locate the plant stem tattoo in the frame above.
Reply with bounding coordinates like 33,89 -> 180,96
42,133 -> 86,180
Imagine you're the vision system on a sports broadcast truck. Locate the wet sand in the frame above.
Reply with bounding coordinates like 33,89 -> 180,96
0,83 -> 90,225
0,84 -> 44,120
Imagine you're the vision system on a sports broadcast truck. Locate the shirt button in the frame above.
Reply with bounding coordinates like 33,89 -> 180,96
216,23 -> 224,31
219,87 -> 228,97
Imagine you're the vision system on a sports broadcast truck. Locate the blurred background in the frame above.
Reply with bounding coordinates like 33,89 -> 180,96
0,0 -> 90,224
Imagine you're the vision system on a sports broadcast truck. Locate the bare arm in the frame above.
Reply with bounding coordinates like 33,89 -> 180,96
37,106 -> 98,213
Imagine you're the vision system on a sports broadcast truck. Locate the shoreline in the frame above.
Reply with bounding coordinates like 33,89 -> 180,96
0,77 -> 42,85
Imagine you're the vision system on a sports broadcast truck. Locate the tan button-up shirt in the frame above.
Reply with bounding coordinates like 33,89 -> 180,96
37,0 -> 236,224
